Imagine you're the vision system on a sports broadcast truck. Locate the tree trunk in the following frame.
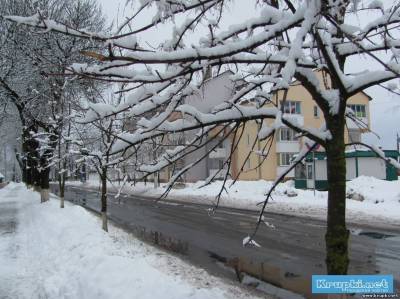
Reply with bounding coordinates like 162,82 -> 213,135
21,164 -> 27,184
59,162 -> 66,208
32,166 -> 41,192
26,127 -> 40,191
26,151 -> 39,189
59,177 -> 65,208
21,129 -> 30,186
40,167 -> 50,203
325,125 -> 349,274
59,175 -> 65,208
153,172 -> 160,188
25,159 -> 32,188
101,211 -> 108,232
101,170 -> 108,232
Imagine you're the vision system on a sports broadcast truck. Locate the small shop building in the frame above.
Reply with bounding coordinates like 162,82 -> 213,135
295,150 -> 399,190
0,172 -> 4,184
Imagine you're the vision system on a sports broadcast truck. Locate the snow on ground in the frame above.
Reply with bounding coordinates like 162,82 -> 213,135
69,175 -> 400,228
0,183 -> 264,299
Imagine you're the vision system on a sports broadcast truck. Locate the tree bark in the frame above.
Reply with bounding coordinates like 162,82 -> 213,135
32,165 -> 41,192
25,158 -> 32,187
27,129 -> 40,191
59,173 -> 65,208
40,167 -> 50,203
59,174 -> 65,208
325,119 -> 349,274
101,169 -> 108,232
59,161 -> 66,208
24,129 -> 39,189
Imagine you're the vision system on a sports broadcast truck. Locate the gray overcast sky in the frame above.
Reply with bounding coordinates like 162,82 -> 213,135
97,0 -> 400,149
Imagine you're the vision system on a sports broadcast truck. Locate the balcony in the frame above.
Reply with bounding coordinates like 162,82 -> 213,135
276,141 -> 300,153
346,117 -> 369,130
209,148 -> 228,159
282,114 -> 304,127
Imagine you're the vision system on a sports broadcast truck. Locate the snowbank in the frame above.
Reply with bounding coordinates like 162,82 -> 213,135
68,176 -> 400,227
0,183 -> 262,299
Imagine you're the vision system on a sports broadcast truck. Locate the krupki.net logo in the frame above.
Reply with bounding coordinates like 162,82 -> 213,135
312,275 -> 395,294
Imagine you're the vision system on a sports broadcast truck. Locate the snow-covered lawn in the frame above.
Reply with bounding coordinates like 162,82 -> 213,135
0,183 -> 263,299
70,176 -> 400,228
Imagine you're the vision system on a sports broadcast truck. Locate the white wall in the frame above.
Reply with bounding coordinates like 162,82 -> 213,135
315,160 -> 327,180
346,158 -> 356,180
313,157 -> 386,181
358,157 -> 386,179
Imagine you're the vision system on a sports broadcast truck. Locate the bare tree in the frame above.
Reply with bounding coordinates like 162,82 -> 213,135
72,89 -> 127,231
0,0 -> 105,202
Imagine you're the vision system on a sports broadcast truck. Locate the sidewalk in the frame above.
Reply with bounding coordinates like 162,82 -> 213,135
0,184 -> 21,298
0,183 -> 265,299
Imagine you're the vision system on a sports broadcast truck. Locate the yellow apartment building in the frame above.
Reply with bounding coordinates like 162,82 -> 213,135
231,71 -> 371,181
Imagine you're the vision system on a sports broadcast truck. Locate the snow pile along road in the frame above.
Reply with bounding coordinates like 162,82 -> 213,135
70,175 -> 400,228
0,183 -> 262,299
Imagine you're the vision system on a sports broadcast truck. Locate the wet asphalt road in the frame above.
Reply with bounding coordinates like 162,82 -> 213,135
51,185 -> 400,298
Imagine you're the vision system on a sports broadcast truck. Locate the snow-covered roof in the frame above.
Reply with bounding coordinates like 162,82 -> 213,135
0,172 -> 4,179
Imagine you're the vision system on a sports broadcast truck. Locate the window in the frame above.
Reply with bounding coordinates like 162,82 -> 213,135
277,153 -> 296,166
209,158 -> 224,169
313,106 -> 319,118
246,134 -> 251,147
348,104 -> 366,118
278,128 -> 297,141
281,101 -> 301,114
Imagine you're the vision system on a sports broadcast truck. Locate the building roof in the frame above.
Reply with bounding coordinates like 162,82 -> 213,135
0,172 -> 4,179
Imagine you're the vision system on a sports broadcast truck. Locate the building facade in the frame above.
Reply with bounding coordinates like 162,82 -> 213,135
161,70 -> 372,183
231,71 -> 371,181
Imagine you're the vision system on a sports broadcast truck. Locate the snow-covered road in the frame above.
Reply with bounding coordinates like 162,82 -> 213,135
0,183 -> 264,299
